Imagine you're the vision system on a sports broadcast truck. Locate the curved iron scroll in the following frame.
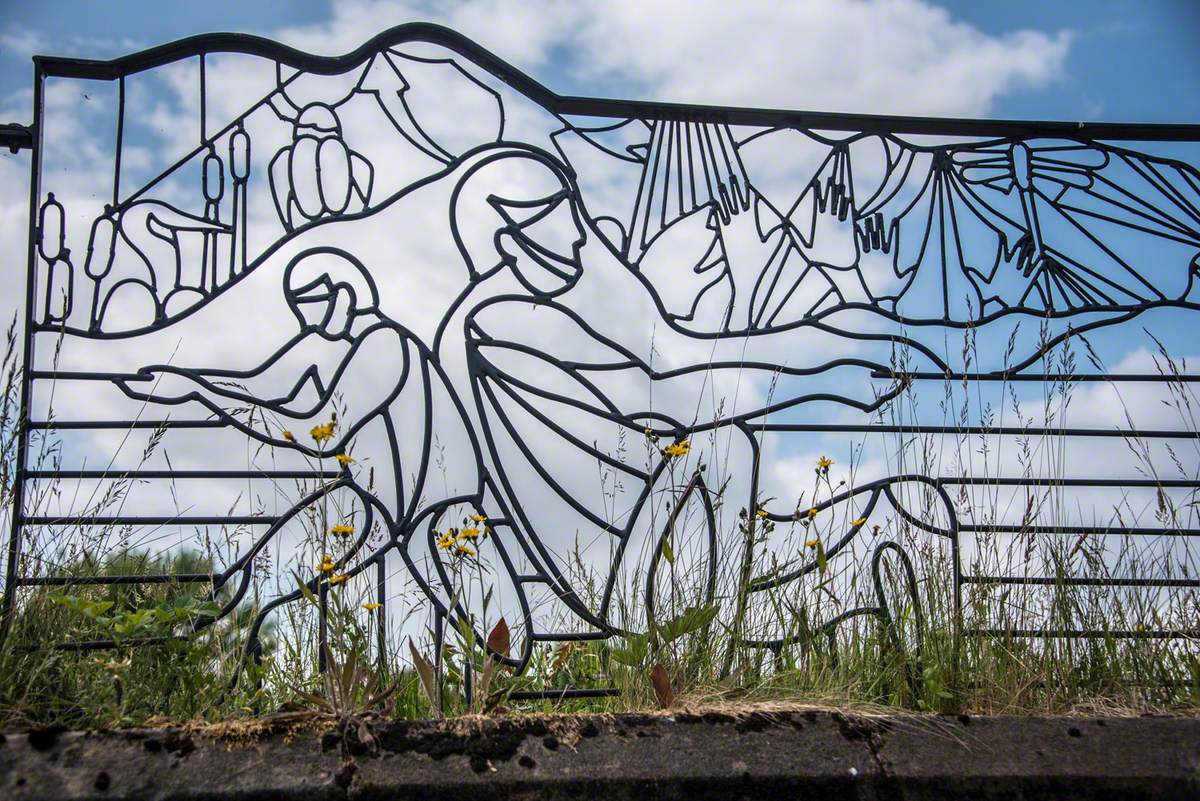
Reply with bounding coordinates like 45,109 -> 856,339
3,26 -> 1200,693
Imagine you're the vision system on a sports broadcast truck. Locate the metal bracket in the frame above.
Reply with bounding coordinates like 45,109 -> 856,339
0,123 -> 34,154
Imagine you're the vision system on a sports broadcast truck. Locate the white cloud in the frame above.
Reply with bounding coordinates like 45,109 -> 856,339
567,0 -> 1072,116
257,0 -> 1075,118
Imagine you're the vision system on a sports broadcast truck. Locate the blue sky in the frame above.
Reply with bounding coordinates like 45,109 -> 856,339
2,0 -> 1197,123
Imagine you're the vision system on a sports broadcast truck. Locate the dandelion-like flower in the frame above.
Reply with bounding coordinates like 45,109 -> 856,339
755,508 -> 769,519
459,526 -> 481,541
329,574 -> 349,586
435,531 -> 457,550
455,543 -> 476,558
310,420 -> 336,444
317,555 -> 336,574
335,453 -> 354,466
851,517 -> 867,527
330,524 -> 354,537
281,430 -> 295,442
662,439 -> 690,458
362,602 -> 382,611
807,507 -> 819,519
469,514 -> 487,524
816,455 -> 834,472
806,538 -> 821,549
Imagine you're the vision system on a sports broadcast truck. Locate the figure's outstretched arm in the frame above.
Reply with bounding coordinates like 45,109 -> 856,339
115,323 -> 410,450
467,295 -> 927,439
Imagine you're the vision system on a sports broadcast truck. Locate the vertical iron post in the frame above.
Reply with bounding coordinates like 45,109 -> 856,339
0,61 -> 43,649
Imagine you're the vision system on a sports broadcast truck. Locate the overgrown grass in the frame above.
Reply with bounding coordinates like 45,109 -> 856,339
1,320 -> 1198,730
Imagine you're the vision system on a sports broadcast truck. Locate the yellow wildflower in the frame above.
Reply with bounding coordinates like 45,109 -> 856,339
459,526 -> 481,541
335,453 -> 354,466
806,538 -> 821,549
470,514 -> 487,524
329,574 -> 349,586
755,508 -> 769,519
310,421 -> 336,444
851,517 -> 867,527
435,531 -> 457,550
362,602 -> 382,611
317,555 -> 335,574
330,524 -> 354,536
281,430 -> 295,442
807,507 -> 819,519
816,455 -> 833,472
662,439 -> 690,458
455,543 -> 476,558
1135,623 -> 1146,632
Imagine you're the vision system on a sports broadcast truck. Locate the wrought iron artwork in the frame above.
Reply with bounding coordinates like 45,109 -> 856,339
3,24 -> 1199,693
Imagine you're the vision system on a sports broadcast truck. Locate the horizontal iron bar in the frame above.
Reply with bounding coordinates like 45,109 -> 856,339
32,369 -> 1200,385
52,420 -> 1188,437
963,575 -> 1200,588
872,371 -> 1200,382
25,469 -> 339,479
960,524 -> 1200,536
29,370 -> 152,381
507,688 -> 621,701
15,573 -> 213,586
31,23 -> 1200,142
969,628 -> 1197,639
939,477 -> 1200,487
529,631 -> 611,642
763,423 -> 1198,438
21,515 -> 280,526
29,420 -> 228,429
15,635 -> 185,652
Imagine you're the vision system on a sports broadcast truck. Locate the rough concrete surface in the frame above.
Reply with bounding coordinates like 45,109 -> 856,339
1,709 -> 1198,800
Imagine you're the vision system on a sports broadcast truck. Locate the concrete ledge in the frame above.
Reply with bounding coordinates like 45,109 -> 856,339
2,709 -> 1198,800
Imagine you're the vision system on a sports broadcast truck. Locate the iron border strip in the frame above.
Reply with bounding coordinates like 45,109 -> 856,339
16,23 -> 1200,144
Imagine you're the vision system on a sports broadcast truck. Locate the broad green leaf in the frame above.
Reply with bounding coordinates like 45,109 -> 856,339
659,604 -> 719,643
455,615 -> 476,651
609,633 -> 648,667
292,570 -> 319,607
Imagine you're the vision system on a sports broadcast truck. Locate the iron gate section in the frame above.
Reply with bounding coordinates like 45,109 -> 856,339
3,24 -> 1200,686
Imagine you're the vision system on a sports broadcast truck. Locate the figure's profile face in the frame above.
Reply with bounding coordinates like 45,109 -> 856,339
452,151 -> 586,297
290,285 -> 332,329
290,284 -> 355,336
284,248 -> 379,336
493,188 -> 585,297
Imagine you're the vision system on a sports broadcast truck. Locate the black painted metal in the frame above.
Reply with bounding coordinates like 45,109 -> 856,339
2,25 -> 1199,688
0,123 -> 34,153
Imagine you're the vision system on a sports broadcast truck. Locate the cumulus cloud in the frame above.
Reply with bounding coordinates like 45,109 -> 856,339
567,0 -> 1072,116
261,0 -> 1072,117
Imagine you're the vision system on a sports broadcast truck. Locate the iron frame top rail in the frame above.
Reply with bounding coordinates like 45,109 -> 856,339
0,21 -> 1194,152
